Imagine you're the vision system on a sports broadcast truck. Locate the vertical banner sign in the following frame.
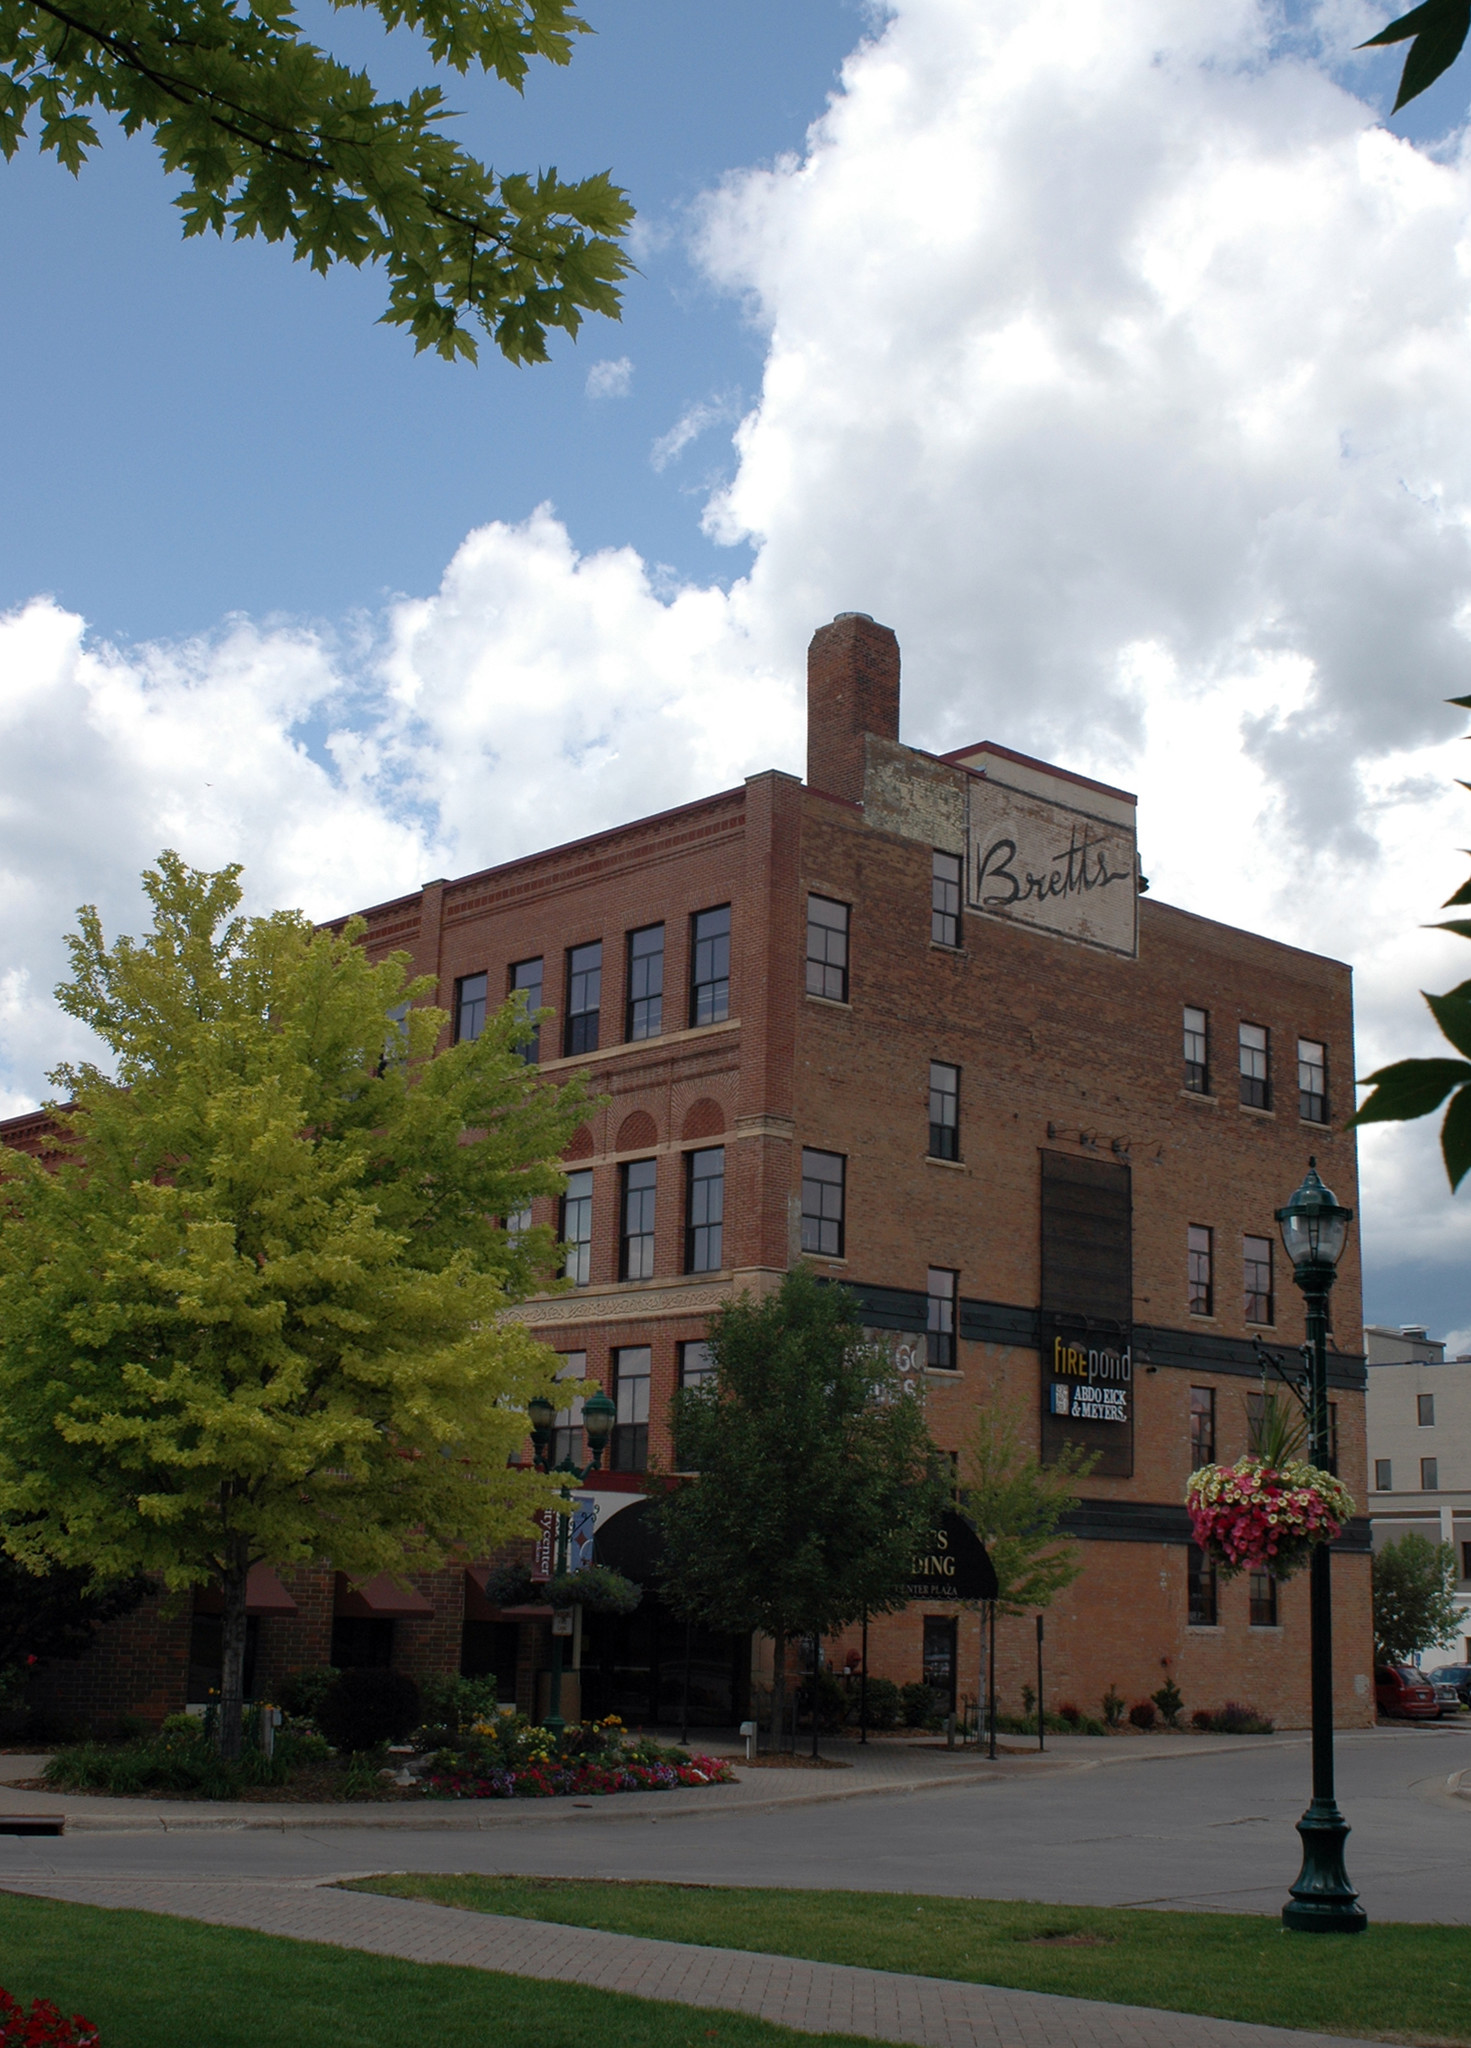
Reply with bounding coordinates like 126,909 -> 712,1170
530,1508 -> 557,1583
1039,1150 -> 1134,1478
569,1496 -> 598,1572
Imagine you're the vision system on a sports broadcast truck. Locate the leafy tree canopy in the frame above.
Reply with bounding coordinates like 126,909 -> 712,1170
1351,695 -> 1471,1191
0,850 -> 587,1750
0,0 -> 633,361
1361,0 -> 1471,114
1371,1531 -> 1462,1662
657,1268 -> 947,1739
960,1400 -> 1093,1617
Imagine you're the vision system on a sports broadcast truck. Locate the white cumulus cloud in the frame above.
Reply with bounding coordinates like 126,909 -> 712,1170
585,355 -> 634,400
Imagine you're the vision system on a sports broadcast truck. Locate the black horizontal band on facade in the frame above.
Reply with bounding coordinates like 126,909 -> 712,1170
1062,1500 -> 1373,1554
831,1278 -> 1367,1392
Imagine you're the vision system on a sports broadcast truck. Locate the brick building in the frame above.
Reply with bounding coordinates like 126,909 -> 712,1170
5,612 -> 1374,1732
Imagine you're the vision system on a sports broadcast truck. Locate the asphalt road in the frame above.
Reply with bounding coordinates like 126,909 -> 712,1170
1,1725 -> 1466,1923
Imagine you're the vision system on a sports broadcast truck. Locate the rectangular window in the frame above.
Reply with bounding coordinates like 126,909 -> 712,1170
1327,1400 -> 1339,1476
561,1170 -> 593,1287
922,1615 -> 958,1708
612,1346 -> 650,1472
800,1148 -> 846,1258
454,971 -> 488,1044
1298,1038 -> 1327,1124
1244,1235 -> 1274,1324
510,958 -> 543,1063
1189,1387 -> 1216,1469
806,895 -> 850,1002
1249,1570 -> 1278,1628
1183,1006 -> 1209,1094
1462,1540 -> 1471,1581
1239,1022 -> 1270,1110
626,924 -> 664,1041
564,941 -> 602,1056
1187,1225 -> 1213,1317
684,1147 -> 725,1274
926,1267 -> 957,1369
1422,1456 -> 1440,1490
620,1159 -> 657,1281
931,850 -> 962,947
1187,1544 -> 1218,1627
506,1202 -> 532,1243
928,1061 -> 960,1160
1375,1458 -> 1393,1490
690,905 -> 731,1026
1418,1393 -> 1436,1427
679,1339 -> 716,1389
551,1352 -> 586,1469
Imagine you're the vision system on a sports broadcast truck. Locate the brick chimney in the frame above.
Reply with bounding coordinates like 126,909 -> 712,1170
806,613 -> 900,804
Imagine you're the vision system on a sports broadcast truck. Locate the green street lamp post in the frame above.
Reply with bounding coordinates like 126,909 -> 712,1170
526,1383 -> 616,1741
1271,1160 -> 1368,1936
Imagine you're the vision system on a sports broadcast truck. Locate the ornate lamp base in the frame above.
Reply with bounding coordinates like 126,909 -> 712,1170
1282,1803 -> 1368,1934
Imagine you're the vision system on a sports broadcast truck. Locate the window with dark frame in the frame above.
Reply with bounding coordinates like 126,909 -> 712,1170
1188,1543 -> 1218,1626
510,958 -> 543,1062
679,1339 -> 716,1389
1183,1006 -> 1209,1093
1187,1225 -> 1213,1316
454,971 -> 488,1044
806,895 -> 850,1002
800,1148 -> 846,1257
1249,1569 -> 1278,1627
1298,1037 -> 1327,1124
1189,1387 -> 1216,1468
1418,1392 -> 1436,1427
626,925 -> 664,1041
1462,1539 -> 1471,1580
620,1159 -> 657,1281
564,942 -> 602,1055
1375,1458 -> 1393,1491
561,1170 -> 593,1286
1239,1022 -> 1271,1109
690,905 -> 731,1026
551,1352 -> 586,1469
1422,1456 -> 1440,1490
931,850 -> 962,947
1327,1400 -> 1339,1475
611,1346 -> 650,1472
1243,1235 -> 1274,1324
928,1061 -> 960,1160
926,1267 -> 957,1369
684,1147 -> 724,1274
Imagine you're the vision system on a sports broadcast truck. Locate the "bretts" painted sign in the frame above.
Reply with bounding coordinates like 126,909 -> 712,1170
965,768 -> 1138,957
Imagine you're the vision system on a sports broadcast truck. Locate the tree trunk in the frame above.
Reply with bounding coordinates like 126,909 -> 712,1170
218,1547 -> 250,1762
771,1625 -> 787,1754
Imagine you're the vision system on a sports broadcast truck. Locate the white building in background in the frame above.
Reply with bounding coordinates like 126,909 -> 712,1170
1366,1325 -> 1471,1665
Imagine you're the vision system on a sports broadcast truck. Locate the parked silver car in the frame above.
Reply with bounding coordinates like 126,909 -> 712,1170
1429,1663 -> 1471,1710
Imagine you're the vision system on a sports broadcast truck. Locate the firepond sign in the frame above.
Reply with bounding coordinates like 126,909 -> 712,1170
1039,1315 -> 1134,1478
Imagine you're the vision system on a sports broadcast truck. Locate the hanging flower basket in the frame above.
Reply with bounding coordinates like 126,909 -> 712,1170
1185,1459 -> 1354,1580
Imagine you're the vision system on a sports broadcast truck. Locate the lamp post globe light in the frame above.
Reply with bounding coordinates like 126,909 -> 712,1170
1273,1160 -> 1368,1936
527,1385 -> 616,1739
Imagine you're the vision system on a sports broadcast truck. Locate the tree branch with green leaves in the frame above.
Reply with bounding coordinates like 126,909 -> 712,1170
0,0 -> 633,361
1360,0 -> 1471,113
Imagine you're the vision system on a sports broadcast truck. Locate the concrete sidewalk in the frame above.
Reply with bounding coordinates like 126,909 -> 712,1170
0,1732 -> 1309,1833
0,1873 -> 1402,2048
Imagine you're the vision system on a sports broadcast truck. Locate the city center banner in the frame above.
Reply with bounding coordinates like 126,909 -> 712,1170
903,1510 -> 999,1603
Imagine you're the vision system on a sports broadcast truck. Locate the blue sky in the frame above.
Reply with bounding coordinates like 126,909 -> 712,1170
3,0 -> 1471,1341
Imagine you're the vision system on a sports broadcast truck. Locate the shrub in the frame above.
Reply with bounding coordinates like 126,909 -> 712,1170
1128,1699 -> 1157,1730
1151,1677 -> 1184,1728
1101,1685 -> 1125,1728
416,1674 -> 502,1737
1191,1708 -> 1214,1730
0,1986 -> 98,2045
798,1668 -> 850,1732
316,1669 -> 422,1753
858,1676 -> 901,1730
1214,1700 -> 1274,1734
274,1728 -> 331,1769
546,1564 -> 640,1614
276,1667 -> 339,1723
42,1737 -> 287,1798
901,1681 -> 944,1728
1057,1701 -> 1082,1726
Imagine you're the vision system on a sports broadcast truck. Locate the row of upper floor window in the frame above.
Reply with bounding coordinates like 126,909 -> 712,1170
1188,1385 -> 1338,1474
1186,1224 -> 1293,1327
1182,1008 -> 1329,1123
453,905 -> 732,1059
1372,1456 -> 1451,1493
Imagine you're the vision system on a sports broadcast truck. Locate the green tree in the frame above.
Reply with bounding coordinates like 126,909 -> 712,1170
959,1401 -> 1093,1616
657,1269 -> 947,1750
0,0 -> 632,362
1372,1532 -> 1462,1663
1361,0 -> 1471,114
0,851 -> 587,1755
1350,695 -> 1471,1191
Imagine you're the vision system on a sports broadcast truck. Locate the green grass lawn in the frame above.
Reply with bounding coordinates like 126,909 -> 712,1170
0,1892 -> 875,2048
346,1873 -> 1471,2043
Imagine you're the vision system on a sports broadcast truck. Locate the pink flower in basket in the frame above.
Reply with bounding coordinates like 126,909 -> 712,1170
1185,1458 -> 1353,1580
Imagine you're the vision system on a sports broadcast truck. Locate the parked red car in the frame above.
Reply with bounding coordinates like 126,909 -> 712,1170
1375,1664 -> 1441,1719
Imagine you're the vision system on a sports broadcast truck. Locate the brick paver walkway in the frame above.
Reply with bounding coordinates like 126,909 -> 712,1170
0,1874 -> 1399,2048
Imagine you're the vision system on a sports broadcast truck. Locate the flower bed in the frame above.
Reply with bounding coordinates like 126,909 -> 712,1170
424,1753 -> 735,1799
0,1987 -> 98,2046
1186,1457 -> 1354,1579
